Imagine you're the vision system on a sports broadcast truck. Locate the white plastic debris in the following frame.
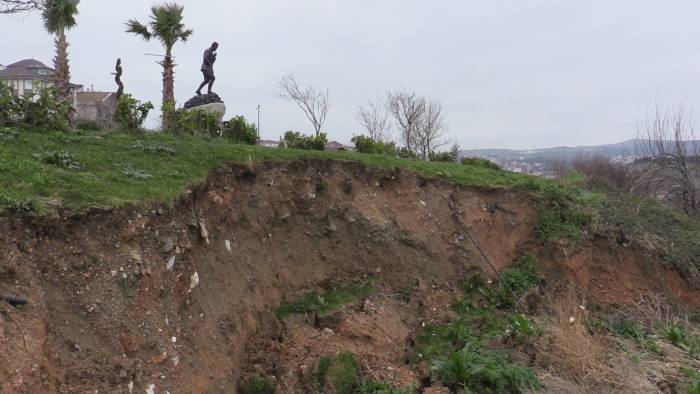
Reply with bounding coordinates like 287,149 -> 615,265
190,272 -> 200,290
569,316 -> 576,324
166,255 -> 176,271
198,219 -> 209,244
128,381 -> 133,394
171,336 -> 177,343
145,383 -> 156,394
225,240 -> 232,253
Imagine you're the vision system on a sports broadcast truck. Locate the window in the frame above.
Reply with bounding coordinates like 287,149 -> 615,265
24,80 -> 33,90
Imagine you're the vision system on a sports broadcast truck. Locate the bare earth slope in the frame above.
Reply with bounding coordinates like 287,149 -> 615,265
0,159 -> 697,393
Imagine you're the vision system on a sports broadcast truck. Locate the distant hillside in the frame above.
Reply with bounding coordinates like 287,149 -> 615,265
459,139 -> 700,163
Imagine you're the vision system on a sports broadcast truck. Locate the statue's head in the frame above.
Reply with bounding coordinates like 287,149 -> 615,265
212,42 -> 219,50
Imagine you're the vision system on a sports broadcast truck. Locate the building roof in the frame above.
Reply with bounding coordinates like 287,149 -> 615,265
76,91 -> 116,103
0,59 -> 54,82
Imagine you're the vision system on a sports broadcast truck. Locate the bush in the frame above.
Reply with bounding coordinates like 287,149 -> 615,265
351,134 -> 398,156
115,94 -> 154,131
223,115 -> 258,144
2,87 -> 71,130
429,144 -> 459,162
571,155 -> 635,192
0,84 -> 21,127
462,157 -> 502,170
397,147 -> 418,159
163,102 -> 220,136
283,130 -> 327,150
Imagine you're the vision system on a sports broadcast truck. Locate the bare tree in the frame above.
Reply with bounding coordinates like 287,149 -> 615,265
356,97 -> 391,142
0,0 -> 44,13
277,75 -> 329,137
413,98 -> 448,159
386,88 -> 425,153
634,104 -> 699,213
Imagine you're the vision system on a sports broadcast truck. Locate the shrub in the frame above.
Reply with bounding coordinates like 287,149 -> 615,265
461,157 -> 502,170
283,130 -> 327,150
351,134 -> 398,156
162,101 -> 220,136
15,88 -> 73,130
115,94 -> 153,131
0,84 -> 21,127
429,150 -> 457,162
571,155 -> 635,192
223,115 -> 257,144
494,253 -> 543,308
535,203 -> 591,242
36,150 -> 84,171
397,147 -> 417,159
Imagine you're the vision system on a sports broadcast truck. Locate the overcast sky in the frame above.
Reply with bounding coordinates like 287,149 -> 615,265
3,0 -> 700,149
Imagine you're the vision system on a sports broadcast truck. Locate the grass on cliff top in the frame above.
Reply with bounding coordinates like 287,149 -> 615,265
0,128 -> 572,215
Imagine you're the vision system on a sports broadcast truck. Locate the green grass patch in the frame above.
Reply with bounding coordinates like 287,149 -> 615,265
275,281 -> 375,319
315,352 -> 414,394
238,376 -> 275,394
535,202 -> 591,243
0,128 -> 580,215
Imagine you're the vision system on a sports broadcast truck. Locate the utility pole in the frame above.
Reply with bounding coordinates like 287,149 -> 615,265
256,104 -> 261,138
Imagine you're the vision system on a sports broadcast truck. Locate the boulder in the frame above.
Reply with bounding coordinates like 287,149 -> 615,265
183,93 -> 227,123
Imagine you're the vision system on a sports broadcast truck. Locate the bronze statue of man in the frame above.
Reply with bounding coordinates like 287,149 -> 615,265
196,42 -> 218,96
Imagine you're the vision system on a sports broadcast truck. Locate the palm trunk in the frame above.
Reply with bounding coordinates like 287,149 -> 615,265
53,28 -> 71,103
161,48 -> 175,129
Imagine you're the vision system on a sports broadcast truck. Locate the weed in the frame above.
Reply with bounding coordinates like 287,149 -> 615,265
0,196 -> 35,214
316,352 -> 360,394
238,376 -> 274,394
37,150 -> 85,171
535,202 -> 590,242
358,380 -> 415,394
494,254 -> 543,308
0,128 -> 18,140
666,325 -> 700,358
275,281 -> 374,319
131,141 -> 176,155
610,318 -> 660,353
433,343 -> 540,393
120,164 -> 153,180
317,178 -> 329,193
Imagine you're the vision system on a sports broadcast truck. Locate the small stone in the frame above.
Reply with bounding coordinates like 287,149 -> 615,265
146,383 -> 156,394
166,256 -> 176,271
198,219 -> 210,244
163,238 -> 176,253
326,222 -> 337,232
190,272 -> 200,290
130,250 -> 142,262
322,328 -> 334,335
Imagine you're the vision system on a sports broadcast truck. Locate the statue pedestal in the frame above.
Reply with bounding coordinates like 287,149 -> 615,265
183,93 -> 226,123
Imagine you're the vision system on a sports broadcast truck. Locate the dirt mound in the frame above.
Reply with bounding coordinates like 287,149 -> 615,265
0,159 -> 696,393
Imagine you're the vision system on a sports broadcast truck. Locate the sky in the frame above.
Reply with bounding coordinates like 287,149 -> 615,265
2,0 -> 700,150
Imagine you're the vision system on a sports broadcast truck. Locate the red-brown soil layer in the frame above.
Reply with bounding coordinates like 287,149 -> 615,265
0,159 -> 696,393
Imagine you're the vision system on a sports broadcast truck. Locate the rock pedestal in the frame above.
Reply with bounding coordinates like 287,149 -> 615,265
183,93 -> 226,123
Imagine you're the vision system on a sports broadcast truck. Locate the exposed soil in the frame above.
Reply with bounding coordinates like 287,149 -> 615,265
0,159 -> 697,393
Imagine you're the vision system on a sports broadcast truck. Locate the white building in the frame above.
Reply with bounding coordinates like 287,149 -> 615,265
0,59 -> 81,105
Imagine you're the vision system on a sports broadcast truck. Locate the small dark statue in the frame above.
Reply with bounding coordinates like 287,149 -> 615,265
114,58 -> 124,100
196,42 -> 218,96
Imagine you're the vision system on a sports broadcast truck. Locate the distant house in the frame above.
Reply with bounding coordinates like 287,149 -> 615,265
0,59 -> 82,105
75,90 -> 118,128
325,140 -> 351,151
258,139 -> 281,148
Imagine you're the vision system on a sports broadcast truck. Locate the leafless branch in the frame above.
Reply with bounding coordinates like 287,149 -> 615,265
277,75 -> 329,137
0,0 -> 44,14
413,98 -> 448,159
386,88 -> 425,153
356,97 -> 391,142
634,103 -> 699,213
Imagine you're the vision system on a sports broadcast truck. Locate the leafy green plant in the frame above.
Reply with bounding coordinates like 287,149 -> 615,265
351,134 -> 398,156
493,254 -> 543,308
433,344 -> 540,393
461,157 -> 501,171
223,115 -> 258,144
115,94 -> 154,131
18,87 -> 71,130
131,141 -> 176,155
428,148 -> 458,163
37,150 -> 84,170
610,318 -> 660,353
283,130 -> 327,150
163,102 -> 220,136
0,128 -> 19,141
74,119 -> 102,132
316,352 -> 360,394
666,325 -> 700,358
0,196 -> 35,214
275,281 -> 374,319
239,376 -> 274,394
535,202 -> 590,242
358,380 -> 414,394
0,84 -> 21,127
120,164 -> 152,180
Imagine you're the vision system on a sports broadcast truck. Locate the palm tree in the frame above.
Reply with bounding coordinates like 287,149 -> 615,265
42,0 -> 79,103
126,3 -> 193,114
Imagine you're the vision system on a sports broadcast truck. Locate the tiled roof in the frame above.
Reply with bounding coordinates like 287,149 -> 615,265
0,59 -> 54,82
77,91 -> 115,103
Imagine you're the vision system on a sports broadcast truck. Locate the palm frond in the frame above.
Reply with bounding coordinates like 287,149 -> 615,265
125,19 -> 152,40
42,0 -> 79,34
